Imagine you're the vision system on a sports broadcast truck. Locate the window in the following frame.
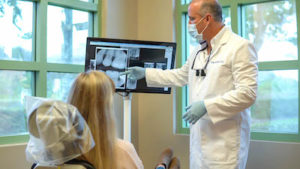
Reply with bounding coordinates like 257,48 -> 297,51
0,0 -> 101,145
47,72 -> 78,101
176,0 -> 300,142
242,0 -> 299,141
0,71 -> 33,137
47,5 -> 90,65
0,1 -> 33,61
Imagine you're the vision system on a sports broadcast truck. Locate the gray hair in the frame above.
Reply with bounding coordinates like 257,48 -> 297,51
191,0 -> 223,22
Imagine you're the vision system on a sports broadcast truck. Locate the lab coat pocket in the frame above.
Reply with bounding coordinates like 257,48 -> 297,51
207,61 -> 233,88
201,119 -> 239,163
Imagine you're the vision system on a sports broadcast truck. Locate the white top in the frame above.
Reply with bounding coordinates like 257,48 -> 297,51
116,139 -> 144,169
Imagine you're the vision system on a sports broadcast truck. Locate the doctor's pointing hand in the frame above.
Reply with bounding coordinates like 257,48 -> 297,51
119,67 -> 145,80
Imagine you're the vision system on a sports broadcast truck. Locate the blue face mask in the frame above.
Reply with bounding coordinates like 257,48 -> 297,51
188,16 -> 208,44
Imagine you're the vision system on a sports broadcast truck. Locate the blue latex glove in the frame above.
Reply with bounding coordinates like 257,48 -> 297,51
183,100 -> 207,124
120,67 -> 145,80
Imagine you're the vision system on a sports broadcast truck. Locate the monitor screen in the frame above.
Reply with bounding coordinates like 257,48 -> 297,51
85,37 -> 176,94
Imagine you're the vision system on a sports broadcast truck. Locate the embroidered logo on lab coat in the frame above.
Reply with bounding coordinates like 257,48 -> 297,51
210,60 -> 224,64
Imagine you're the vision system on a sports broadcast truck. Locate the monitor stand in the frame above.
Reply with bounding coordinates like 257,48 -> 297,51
123,92 -> 132,142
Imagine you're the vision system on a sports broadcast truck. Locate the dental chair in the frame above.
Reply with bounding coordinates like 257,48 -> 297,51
25,96 -> 95,169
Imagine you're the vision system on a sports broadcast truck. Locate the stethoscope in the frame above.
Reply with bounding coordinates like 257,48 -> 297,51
191,42 -> 211,77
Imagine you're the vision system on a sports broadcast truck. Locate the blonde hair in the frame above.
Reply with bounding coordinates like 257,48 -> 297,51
68,70 -> 117,169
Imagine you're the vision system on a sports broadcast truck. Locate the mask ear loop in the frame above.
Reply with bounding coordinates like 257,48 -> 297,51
190,15 -> 206,28
199,22 -> 209,35
199,14 -> 210,34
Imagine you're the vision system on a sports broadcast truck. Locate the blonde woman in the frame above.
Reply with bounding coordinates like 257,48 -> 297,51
68,70 -> 180,169
68,70 -> 144,169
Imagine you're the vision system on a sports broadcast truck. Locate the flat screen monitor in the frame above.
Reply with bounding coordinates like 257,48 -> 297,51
85,37 -> 176,94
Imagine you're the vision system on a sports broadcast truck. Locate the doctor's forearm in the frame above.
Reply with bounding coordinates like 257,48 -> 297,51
145,68 -> 188,87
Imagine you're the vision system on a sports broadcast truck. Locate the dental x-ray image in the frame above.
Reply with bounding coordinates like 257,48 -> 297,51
85,37 -> 176,94
128,48 -> 140,60
92,47 -> 128,89
156,63 -> 167,70
144,62 -> 155,68
106,70 -> 126,89
95,47 -> 128,69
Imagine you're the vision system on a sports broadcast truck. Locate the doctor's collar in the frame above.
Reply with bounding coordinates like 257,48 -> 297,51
210,26 -> 228,49
199,41 -> 208,51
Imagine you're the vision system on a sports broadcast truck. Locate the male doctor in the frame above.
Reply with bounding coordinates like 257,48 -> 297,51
122,0 -> 258,168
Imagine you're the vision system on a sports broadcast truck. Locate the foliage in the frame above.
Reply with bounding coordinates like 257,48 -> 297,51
0,0 -> 22,30
244,1 -> 296,51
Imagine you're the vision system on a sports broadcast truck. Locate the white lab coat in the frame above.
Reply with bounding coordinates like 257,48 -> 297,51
146,27 -> 258,169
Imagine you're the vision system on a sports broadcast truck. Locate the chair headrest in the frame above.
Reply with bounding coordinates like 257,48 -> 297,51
25,96 -> 95,166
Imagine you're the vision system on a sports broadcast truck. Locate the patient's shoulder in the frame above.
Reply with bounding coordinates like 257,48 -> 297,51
115,139 -> 144,169
117,139 -> 134,149
116,139 -> 138,157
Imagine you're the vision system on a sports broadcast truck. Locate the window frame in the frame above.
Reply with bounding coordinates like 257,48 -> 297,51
175,0 -> 300,142
0,0 -> 101,145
